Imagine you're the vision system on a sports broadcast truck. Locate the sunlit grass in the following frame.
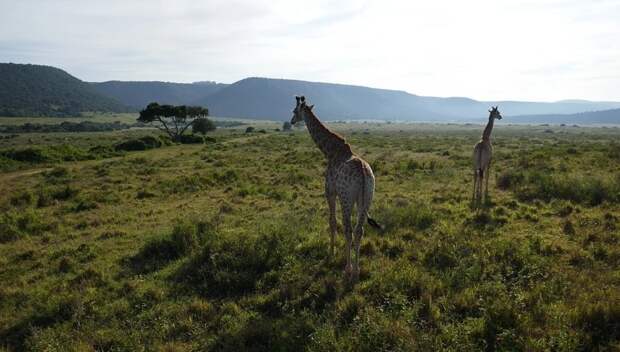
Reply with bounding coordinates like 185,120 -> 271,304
1,120 -> 619,351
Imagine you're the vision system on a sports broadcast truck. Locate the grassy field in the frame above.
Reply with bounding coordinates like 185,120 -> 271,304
1,118 -> 619,351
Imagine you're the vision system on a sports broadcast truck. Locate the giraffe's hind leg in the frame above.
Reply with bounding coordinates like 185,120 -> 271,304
477,168 -> 484,208
484,164 -> 491,204
340,198 -> 353,280
472,170 -> 478,208
326,192 -> 337,259
353,202 -> 366,282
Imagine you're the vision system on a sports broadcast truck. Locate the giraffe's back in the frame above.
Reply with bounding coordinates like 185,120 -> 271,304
333,156 -> 375,209
473,140 -> 492,170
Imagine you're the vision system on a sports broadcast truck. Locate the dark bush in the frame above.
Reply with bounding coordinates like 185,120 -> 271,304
0,210 -> 52,243
139,135 -> 162,149
10,190 -> 36,207
176,229 -> 294,297
496,169 -> 525,190
2,148 -> 47,162
114,139 -> 148,151
128,220 -> 213,274
114,136 -> 162,151
575,299 -> 620,347
192,117 -> 216,135
178,134 -> 204,144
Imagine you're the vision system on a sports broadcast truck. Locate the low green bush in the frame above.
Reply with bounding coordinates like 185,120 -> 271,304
178,134 -> 204,144
128,219 -> 214,274
376,202 -> 435,231
498,169 -> 619,205
176,224 -> 298,297
0,209 -> 53,243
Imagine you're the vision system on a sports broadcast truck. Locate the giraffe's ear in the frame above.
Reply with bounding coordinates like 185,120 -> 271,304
308,104 -> 314,111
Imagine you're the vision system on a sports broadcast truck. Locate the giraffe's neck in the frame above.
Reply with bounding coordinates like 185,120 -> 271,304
482,117 -> 494,142
303,108 -> 352,160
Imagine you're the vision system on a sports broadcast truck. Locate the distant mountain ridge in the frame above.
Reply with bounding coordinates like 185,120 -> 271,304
91,80 -> 228,109
0,63 -> 128,116
1,63 -> 619,124
509,108 -> 620,125
196,77 -> 620,122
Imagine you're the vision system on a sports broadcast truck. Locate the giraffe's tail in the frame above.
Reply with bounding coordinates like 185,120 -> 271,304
367,216 -> 384,231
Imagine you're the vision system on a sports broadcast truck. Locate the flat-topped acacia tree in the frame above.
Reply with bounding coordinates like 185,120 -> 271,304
138,102 -> 209,141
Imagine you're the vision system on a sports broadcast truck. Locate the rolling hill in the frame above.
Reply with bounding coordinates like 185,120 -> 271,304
199,77 -> 443,121
2,63 -> 620,124
509,108 -> 620,125
197,77 -> 620,122
0,63 -> 128,116
91,81 -> 228,109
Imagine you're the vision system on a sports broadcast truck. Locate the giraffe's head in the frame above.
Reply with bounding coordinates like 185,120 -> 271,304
488,106 -> 502,120
291,95 -> 314,125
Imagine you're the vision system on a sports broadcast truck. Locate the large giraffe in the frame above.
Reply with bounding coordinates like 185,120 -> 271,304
291,96 -> 382,281
472,106 -> 502,208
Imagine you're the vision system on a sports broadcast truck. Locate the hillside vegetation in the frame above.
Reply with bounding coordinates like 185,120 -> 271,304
1,120 -> 619,351
91,81 -> 228,109
0,64 -> 128,117
3,63 -> 620,123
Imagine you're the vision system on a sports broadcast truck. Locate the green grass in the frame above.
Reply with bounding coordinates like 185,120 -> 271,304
1,119 -> 619,351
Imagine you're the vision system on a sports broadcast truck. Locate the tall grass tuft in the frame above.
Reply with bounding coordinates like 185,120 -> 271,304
497,169 -> 620,205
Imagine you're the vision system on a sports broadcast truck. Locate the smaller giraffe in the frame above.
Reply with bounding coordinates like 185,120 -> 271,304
472,106 -> 502,208
291,96 -> 382,282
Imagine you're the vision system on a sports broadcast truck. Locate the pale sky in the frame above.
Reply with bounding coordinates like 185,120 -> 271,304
1,0 -> 619,101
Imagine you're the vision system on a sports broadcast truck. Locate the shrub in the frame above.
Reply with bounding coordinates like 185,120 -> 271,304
10,190 -> 36,207
114,139 -> 148,151
0,209 -> 52,243
36,185 -> 79,207
499,170 -> 619,206
245,127 -> 255,133
178,134 -> 204,144
2,148 -> 47,162
136,189 -> 156,199
377,202 -> 435,231
114,136 -> 162,151
362,262 -> 434,306
139,135 -> 163,149
496,169 -> 525,190
45,167 -> 69,179
70,197 -> 98,212
128,219 -> 214,274
192,117 -> 216,135
176,226 -> 295,297
575,296 -> 620,346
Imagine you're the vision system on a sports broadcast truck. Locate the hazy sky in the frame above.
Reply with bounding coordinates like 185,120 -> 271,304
1,0 -> 619,101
